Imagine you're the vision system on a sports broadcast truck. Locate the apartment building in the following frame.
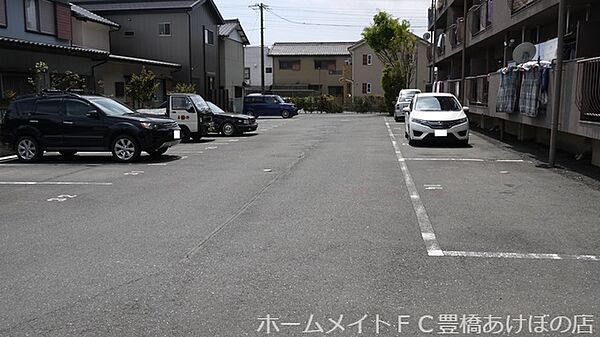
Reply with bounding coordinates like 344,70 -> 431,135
269,42 -> 354,101
428,0 -> 600,166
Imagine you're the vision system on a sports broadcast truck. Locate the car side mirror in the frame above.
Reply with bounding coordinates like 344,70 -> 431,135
403,107 -> 411,113
463,106 -> 470,113
86,110 -> 100,119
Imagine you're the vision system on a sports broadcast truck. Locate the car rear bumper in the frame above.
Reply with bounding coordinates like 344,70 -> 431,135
409,121 -> 469,141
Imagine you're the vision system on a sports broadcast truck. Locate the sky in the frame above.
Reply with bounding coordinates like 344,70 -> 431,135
213,0 -> 430,46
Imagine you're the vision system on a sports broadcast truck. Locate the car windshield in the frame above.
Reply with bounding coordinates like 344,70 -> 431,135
190,94 -> 209,111
399,93 -> 417,102
206,101 -> 225,114
415,96 -> 461,111
88,97 -> 137,116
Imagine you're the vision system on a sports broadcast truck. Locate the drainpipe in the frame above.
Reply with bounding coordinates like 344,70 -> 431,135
91,56 -> 109,93
187,11 -> 193,84
548,0 -> 566,167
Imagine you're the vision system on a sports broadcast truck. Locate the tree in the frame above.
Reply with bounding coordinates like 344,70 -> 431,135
363,12 -> 417,114
51,70 -> 86,91
126,67 -> 159,108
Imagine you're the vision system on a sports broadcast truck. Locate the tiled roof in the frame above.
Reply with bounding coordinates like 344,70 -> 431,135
269,42 -> 355,56
219,19 -> 249,45
78,1 -> 199,12
0,36 -> 109,55
70,3 -> 119,28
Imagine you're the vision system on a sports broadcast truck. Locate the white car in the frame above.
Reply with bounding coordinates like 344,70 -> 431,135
404,93 -> 470,146
394,89 -> 421,122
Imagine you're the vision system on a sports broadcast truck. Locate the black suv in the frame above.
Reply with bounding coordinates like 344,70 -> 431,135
0,92 -> 181,163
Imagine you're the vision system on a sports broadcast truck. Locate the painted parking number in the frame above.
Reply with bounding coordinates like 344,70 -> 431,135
47,194 -> 77,202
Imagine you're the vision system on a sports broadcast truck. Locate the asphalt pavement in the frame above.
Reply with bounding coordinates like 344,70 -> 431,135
0,114 -> 598,336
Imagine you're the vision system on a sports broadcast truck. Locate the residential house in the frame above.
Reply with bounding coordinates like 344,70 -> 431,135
428,0 -> 600,166
349,36 -> 430,99
73,0 -> 225,105
0,0 -> 181,105
244,46 -> 273,93
218,19 -> 249,112
269,42 -> 354,101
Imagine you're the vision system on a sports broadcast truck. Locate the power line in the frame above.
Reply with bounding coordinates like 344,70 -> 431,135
266,8 -> 368,28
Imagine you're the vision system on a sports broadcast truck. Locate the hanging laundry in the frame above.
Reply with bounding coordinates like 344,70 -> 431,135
496,67 -> 520,113
519,67 -> 540,117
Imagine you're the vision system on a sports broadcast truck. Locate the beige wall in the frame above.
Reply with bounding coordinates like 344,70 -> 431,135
272,55 -> 348,91
351,40 -> 430,98
71,19 -> 111,52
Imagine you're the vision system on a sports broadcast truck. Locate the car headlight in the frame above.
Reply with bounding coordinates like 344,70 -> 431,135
456,118 -> 468,124
412,118 -> 429,126
242,119 -> 249,124
140,122 -> 156,129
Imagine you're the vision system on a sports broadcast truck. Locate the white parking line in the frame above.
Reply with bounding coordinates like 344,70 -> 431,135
0,181 -> 112,186
424,184 -> 443,190
385,119 -> 443,257
401,158 -> 485,162
444,250 -> 600,261
148,163 -> 168,166
205,146 -> 218,150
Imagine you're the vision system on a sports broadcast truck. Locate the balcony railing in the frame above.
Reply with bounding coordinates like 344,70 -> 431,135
510,0 -> 537,14
328,70 -> 342,76
470,0 -> 492,36
576,57 -> 600,123
466,75 -> 489,107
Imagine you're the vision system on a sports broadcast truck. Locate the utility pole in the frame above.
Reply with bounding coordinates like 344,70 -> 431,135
250,3 -> 268,93
549,0 -> 566,167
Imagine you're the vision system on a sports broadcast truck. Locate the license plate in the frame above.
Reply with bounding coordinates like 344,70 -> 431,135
434,130 -> 448,137
174,130 -> 181,139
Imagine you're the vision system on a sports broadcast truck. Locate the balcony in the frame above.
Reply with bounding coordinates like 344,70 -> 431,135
510,0 -> 538,14
470,0 -> 493,36
576,57 -> 600,123
466,75 -> 489,107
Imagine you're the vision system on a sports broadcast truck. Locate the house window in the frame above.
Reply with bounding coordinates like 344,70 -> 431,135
279,60 -> 300,71
244,67 -> 250,80
265,67 -> 272,74
159,22 -> 171,36
25,0 -> 56,34
205,29 -> 214,45
124,31 -> 135,37
362,83 -> 372,94
314,60 -> 336,71
0,0 -> 7,27
115,82 -> 125,97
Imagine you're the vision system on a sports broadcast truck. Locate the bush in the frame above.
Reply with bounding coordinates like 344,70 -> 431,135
352,96 -> 386,113
284,95 -> 342,113
174,83 -> 196,93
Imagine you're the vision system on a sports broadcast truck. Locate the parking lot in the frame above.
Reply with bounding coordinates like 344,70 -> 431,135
1,114 -> 599,336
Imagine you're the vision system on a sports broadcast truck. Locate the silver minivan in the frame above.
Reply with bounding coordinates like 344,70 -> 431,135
394,89 -> 421,122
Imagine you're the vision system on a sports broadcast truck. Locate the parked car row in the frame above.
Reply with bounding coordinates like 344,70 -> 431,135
396,90 -> 470,146
1,92 -> 297,163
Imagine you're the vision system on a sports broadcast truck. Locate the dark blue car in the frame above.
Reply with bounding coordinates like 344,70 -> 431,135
243,94 -> 298,118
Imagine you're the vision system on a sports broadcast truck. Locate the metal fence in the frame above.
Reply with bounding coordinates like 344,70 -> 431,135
576,56 -> 600,123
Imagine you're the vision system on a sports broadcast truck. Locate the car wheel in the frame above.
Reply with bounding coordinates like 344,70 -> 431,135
112,135 -> 140,163
180,126 -> 191,142
59,150 -> 77,157
281,110 -> 290,118
148,147 -> 168,157
16,136 -> 42,163
221,122 -> 236,136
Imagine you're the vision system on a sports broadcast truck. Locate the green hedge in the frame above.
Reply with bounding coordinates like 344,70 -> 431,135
351,96 -> 387,113
285,95 -> 343,113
